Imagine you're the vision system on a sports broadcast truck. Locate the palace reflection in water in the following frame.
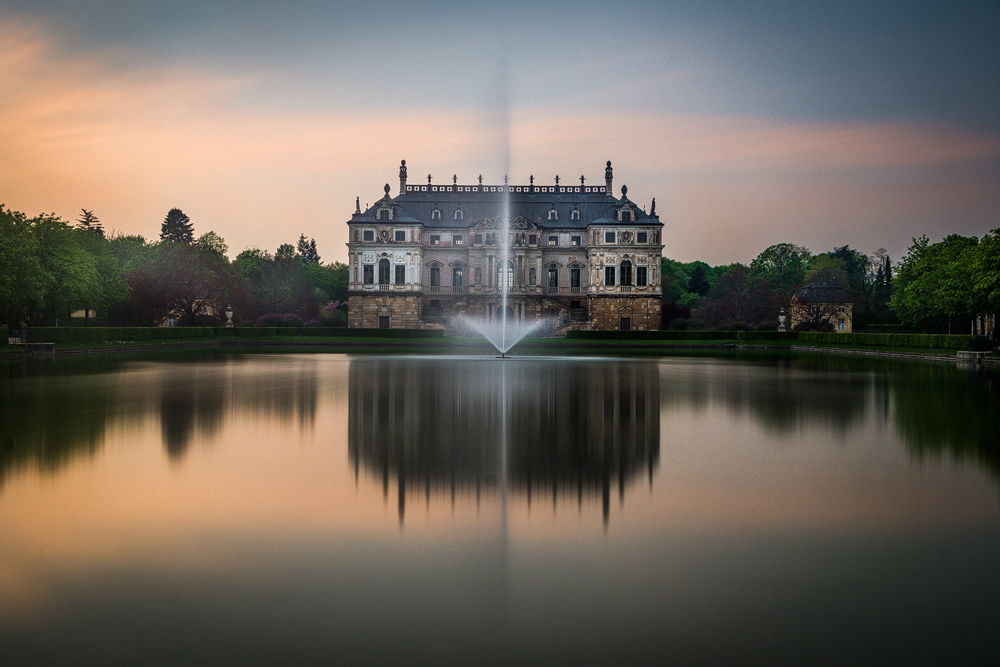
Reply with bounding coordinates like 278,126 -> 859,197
348,358 -> 660,524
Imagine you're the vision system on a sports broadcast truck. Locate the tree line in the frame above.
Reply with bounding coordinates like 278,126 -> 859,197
1,205 -> 348,328
2,203 -> 996,333
660,233 -> 999,334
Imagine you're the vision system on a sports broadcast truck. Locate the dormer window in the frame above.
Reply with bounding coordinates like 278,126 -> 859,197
547,207 -> 558,220
571,209 -> 580,221
379,209 -> 391,221
618,209 -> 634,222
431,208 -> 441,220
454,209 -> 464,220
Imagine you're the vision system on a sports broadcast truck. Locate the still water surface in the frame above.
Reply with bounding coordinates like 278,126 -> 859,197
1,351 -> 998,666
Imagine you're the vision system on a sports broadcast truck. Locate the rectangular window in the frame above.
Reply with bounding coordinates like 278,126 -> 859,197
363,230 -> 374,242
605,266 -> 615,286
548,235 -> 558,246
363,265 -> 374,284
604,231 -> 615,244
636,266 -> 647,287
570,268 -> 581,290
528,234 -> 537,245
395,230 -> 406,242
571,236 -> 581,246
453,267 -> 464,291
620,263 -> 632,286
620,317 -> 631,331
474,233 -> 483,245
430,235 -> 440,245
379,210 -> 390,221
453,235 -> 463,245
637,231 -> 647,244
379,316 -> 390,329
547,268 -> 559,289
838,318 -> 846,331
394,265 -> 405,285
430,267 -> 440,287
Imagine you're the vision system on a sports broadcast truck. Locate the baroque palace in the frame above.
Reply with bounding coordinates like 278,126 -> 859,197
346,161 -> 663,331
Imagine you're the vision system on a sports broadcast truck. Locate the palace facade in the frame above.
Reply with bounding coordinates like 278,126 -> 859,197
346,161 -> 663,332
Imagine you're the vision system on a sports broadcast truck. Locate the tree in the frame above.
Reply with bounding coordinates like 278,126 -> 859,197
890,234 -> 982,332
160,208 -> 193,244
687,262 -> 711,297
749,243 -> 811,300
973,228 -> 1000,317
126,242 -> 239,325
233,246 -> 315,319
0,205 -> 45,326
195,231 -> 229,258
76,209 -> 105,238
296,234 -> 321,265
694,264 -> 782,328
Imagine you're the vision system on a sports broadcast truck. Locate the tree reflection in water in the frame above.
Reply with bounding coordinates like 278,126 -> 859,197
2,351 -> 999,496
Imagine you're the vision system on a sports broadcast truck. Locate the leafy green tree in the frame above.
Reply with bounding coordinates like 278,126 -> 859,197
972,228 -> 1000,317
107,232 -> 155,274
890,234 -> 982,332
750,243 -> 811,299
160,208 -> 193,244
233,246 -> 314,319
195,231 -> 229,258
0,205 -> 46,326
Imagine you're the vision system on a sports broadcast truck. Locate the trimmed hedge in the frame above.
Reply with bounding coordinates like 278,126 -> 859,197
566,330 -> 798,341
22,327 -> 218,343
798,332 -> 974,349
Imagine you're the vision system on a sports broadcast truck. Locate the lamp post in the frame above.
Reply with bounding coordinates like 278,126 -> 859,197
778,308 -> 787,332
225,305 -> 234,328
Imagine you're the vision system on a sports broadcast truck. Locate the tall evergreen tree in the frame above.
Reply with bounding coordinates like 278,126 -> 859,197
76,209 -> 105,238
296,233 -> 321,265
160,208 -> 194,244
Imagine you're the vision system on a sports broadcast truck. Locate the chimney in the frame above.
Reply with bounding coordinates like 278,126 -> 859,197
605,161 -> 613,195
398,159 -> 407,196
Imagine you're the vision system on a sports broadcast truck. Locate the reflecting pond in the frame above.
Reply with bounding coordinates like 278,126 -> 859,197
1,351 -> 998,666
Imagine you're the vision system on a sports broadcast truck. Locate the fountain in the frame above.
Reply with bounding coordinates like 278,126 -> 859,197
459,182 -> 548,357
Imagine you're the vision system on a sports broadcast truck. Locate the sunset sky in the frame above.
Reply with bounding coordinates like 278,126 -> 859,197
2,0 -> 998,266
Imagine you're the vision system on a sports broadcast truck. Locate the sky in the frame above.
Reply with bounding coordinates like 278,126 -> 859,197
1,0 -> 998,265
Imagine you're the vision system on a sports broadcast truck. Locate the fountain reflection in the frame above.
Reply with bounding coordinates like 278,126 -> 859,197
347,358 -> 660,524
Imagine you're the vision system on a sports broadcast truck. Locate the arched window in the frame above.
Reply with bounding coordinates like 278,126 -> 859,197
431,208 -> 441,220
620,259 -> 633,286
548,207 -> 558,220
378,258 -> 391,284
571,208 -> 580,220
454,209 -> 464,220
498,261 -> 514,289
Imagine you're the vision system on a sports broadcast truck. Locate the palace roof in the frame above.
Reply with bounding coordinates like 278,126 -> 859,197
350,162 -> 661,230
